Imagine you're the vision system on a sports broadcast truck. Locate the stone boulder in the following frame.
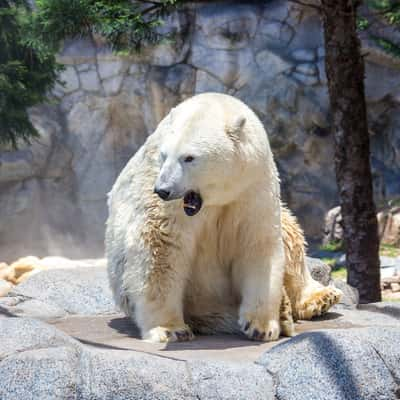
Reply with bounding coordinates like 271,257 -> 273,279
331,279 -> 359,309
258,326 -> 400,400
305,257 -> 358,308
1,267 -> 116,320
322,206 -> 343,245
306,256 -> 331,286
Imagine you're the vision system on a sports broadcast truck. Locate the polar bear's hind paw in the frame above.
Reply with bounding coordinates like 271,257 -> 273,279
296,286 -> 342,320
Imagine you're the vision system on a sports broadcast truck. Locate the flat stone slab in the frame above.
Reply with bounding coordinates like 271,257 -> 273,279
50,306 -> 400,363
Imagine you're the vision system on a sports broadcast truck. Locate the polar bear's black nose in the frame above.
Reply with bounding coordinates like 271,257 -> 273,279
154,187 -> 170,200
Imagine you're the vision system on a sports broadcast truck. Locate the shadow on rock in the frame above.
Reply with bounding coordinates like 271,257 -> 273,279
108,316 -> 141,338
0,305 -> 17,318
308,311 -> 343,321
163,333 -> 269,352
75,337 -> 135,351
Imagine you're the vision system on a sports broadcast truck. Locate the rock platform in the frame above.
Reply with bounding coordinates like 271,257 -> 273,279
0,264 -> 399,399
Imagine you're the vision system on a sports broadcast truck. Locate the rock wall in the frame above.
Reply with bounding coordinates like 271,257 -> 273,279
1,0 -> 400,261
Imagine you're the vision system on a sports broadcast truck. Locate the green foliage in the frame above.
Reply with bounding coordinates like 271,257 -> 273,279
362,1 -> 400,58
380,243 -> 400,257
33,0 -> 181,52
366,0 -> 400,25
0,0 -> 61,148
320,240 -> 400,257
357,16 -> 370,30
319,240 -> 344,252
382,297 -> 400,302
0,0 -> 181,148
388,197 -> 400,207
331,266 -> 347,281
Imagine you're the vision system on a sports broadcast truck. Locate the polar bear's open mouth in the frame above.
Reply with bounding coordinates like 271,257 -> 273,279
183,191 -> 202,216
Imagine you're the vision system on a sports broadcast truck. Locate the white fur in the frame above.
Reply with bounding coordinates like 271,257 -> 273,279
106,93 -> 338,343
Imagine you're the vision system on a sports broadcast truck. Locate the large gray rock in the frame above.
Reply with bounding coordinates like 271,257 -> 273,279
188,361 -> 275,400
258,327 -> 400,400
9,267 -> 116,316
0,297 -> 67,321
0,347 -> 80,400
306,256 -> 331,286
334,304 -> 400,327
332,279 -> 359,309
77,349 -> 195,400
306,257 -> 360,308
0,318 -> 78,357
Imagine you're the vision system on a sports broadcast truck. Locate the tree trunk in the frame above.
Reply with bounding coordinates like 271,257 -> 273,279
320,0 -> 381,303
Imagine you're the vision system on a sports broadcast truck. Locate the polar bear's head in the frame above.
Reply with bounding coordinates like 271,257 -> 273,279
154,93 -> 269,216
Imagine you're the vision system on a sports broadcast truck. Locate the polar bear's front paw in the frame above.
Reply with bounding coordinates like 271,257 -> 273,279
296,286 -> 343,320
239,316 -> 280,342
144,325 -> 195,343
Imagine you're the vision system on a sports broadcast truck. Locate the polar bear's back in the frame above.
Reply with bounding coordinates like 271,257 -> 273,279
105,131 -> 160,312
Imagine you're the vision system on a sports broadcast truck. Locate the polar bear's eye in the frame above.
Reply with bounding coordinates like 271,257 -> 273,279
184,155 -> 194,163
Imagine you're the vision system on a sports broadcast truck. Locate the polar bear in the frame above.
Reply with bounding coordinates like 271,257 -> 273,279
106,93 -> 341,343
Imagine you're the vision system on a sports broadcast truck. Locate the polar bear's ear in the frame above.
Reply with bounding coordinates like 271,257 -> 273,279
226,116 -> 246,143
